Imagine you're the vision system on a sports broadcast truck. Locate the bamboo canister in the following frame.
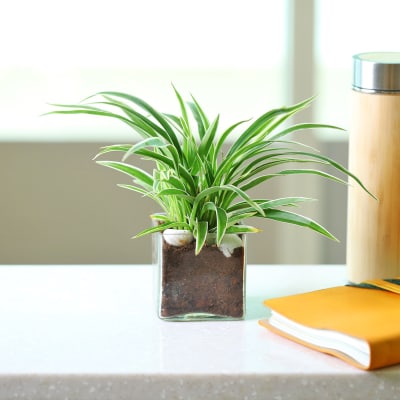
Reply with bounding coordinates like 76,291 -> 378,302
347,52 -> 400,283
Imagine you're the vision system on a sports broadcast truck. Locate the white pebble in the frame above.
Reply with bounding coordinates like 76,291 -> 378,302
163,229 -> 194,246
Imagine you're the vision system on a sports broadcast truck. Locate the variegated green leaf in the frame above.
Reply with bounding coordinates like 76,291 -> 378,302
96,161 -> 153,188
195,221 -> 208,255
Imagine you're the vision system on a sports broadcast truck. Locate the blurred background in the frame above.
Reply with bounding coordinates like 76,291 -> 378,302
0,0 -> 398,265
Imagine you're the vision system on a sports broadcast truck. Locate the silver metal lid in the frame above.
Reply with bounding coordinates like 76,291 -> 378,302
353,52 -> 400,92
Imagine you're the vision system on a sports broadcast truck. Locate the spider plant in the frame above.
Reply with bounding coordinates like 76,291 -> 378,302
46,87 -> 371,254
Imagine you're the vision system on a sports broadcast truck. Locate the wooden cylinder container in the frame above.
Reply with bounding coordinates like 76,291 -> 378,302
347,53 -> 400,283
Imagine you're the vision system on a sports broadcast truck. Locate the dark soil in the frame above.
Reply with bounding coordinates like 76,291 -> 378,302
160,238 -> 245,319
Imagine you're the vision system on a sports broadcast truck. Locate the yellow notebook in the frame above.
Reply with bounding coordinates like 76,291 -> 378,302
259,283 -> 400,370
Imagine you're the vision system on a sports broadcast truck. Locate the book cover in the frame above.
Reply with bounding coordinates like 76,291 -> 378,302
259,284 -> 400,370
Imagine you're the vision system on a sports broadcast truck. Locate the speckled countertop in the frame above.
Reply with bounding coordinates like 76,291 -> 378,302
1,264 -> 399,400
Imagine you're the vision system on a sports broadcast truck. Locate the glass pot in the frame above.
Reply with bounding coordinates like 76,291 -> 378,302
153,229 -> 246,321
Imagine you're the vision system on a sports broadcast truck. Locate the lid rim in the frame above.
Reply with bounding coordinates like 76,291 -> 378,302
353,52 -> 400,92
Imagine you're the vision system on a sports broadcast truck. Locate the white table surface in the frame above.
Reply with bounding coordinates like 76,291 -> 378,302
1,264 -> 399,400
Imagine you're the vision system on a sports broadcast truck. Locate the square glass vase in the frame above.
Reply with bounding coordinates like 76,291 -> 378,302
154,230 -> 246,321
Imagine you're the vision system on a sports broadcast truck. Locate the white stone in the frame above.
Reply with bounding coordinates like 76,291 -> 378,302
162,229 -> 194,247
218,234 -> 243,257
